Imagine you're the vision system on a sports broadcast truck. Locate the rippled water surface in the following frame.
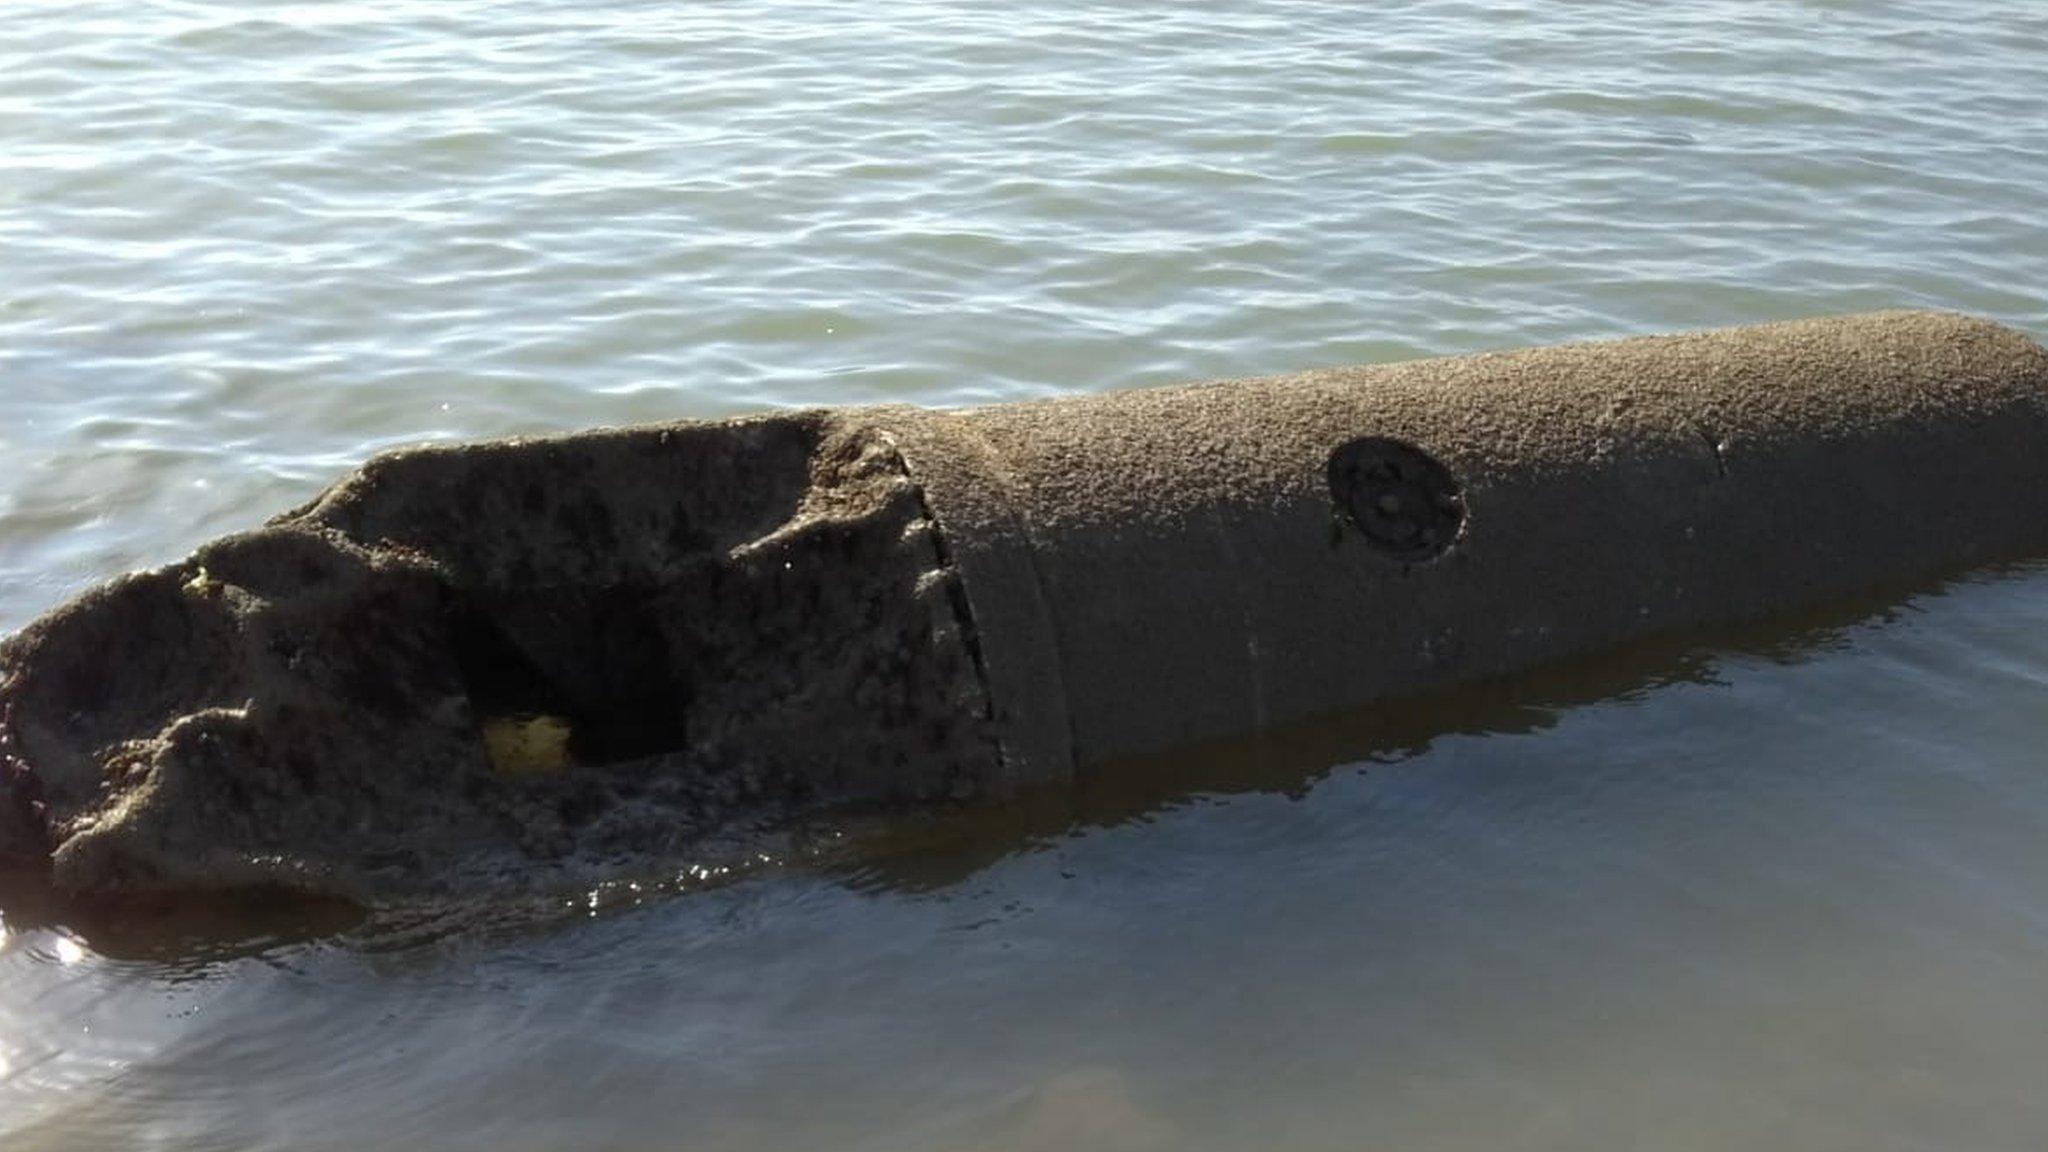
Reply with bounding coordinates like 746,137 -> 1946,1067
4,1 -> 2048,1148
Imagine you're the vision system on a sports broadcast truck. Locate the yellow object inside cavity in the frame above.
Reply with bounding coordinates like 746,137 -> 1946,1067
482,714 -> 573,777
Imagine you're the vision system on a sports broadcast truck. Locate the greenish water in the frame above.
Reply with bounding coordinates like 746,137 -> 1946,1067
4,1 -> 2048,1148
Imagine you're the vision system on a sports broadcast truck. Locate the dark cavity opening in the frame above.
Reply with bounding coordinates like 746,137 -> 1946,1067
443,585 -> 694,768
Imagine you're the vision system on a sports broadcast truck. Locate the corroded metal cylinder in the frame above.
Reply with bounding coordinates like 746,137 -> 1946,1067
888,309 -> 2048,785
4,310 -> 2045,900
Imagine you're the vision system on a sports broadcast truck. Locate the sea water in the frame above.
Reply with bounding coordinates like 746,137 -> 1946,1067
4,2 -> 2048,1147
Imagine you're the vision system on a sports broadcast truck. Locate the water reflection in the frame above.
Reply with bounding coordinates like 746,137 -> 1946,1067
3,560 -> 2048,1150
820,565 -> 1947,896
0,559 -> 1960,960
0,561 -> 2010,960
0,875 -> 366,967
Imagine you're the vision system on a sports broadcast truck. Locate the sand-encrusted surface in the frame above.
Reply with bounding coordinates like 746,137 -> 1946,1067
0,413 -> 998,899
4,311 -> 2046,903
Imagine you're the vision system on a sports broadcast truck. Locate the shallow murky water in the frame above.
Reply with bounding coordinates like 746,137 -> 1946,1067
4,1 -> 2048,1148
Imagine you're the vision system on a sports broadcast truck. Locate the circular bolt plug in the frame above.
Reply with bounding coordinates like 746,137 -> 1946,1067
1327,437 -> 1466,562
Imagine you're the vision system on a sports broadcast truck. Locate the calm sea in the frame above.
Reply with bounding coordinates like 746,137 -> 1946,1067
4,2 -> 2047,1148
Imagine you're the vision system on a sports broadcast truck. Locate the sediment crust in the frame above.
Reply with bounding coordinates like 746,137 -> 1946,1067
0,413 -> 999,898
3,310 -> 2046,901
891,309 -> 2048,777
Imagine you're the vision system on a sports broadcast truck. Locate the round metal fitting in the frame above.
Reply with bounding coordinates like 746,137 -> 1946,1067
1327,437 -> 1465,562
